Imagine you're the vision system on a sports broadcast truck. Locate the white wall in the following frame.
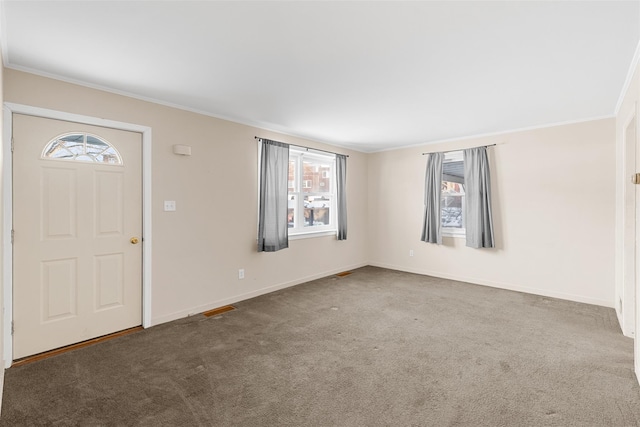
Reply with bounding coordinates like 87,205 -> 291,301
2,68 -> 619,333
4,69 -> 369,327
368,119 -> 616,307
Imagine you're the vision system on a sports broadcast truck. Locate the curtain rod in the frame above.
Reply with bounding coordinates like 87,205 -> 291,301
255,136 -> 349,157
421,143 -> 496,155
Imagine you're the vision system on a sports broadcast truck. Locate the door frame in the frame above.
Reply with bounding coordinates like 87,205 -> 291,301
2,103 -> 153,368
621,104 -> 637,339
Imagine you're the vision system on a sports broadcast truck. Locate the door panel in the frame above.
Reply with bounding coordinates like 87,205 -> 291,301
95,171 -> 124,237
95,253 -> 124,310
13,114 -> 142,359
42,258 -> 77,321
42,167 -> 77,239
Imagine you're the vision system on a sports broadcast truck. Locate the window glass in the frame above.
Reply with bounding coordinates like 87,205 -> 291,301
43,139 -> 72,159
441,151 -> 465,234
288,149 -> 336,235
288,160 -> 296,193
288,195 -> 297,229
442,182 -> 464,228
42,133 -> 123,165
301,158 -> 332,193
304,195 -> 331,227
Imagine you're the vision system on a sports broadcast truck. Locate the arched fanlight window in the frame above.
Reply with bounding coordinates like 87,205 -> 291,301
42,133 -> 123,165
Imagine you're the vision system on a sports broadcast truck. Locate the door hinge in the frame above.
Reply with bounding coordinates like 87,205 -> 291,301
633,173 -> 640,185
11,321 -> 14,335
11,229 -> 14,244
10,137 -> 14,153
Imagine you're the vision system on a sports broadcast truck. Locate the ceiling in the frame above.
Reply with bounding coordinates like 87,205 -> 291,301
2,1 -> 639,152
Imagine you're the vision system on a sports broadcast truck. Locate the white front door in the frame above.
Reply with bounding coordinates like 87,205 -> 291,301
12,114 -> 143,359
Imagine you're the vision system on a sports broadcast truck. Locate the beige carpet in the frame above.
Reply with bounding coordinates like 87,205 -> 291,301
1,266 -> 638,426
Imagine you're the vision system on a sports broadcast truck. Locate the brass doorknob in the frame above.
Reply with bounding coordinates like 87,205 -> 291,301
130,237 -> 140,244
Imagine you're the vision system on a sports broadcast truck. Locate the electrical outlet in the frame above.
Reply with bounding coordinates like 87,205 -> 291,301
238,269 -> 245,279
164,200 -> 176,211
409,250 -> 414,257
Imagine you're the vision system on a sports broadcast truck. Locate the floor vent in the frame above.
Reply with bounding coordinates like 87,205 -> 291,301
336,271 -> 352,277
203,305 -> 236,317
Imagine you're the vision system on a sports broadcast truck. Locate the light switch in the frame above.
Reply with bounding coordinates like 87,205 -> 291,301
164,200 -> 176,211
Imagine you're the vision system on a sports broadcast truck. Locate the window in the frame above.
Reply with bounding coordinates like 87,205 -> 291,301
42,133 -> 122,165
441,151 -> 465,236
287,149 -> 336,235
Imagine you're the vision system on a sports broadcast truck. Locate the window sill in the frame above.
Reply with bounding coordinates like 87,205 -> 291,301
289,230 -> 337,240
442,229 -> 466,239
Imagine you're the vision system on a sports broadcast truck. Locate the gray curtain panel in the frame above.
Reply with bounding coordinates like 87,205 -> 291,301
258,139 -> 290,252
463,147 -> 495,248
336,154 -> 348,240
421,152 -> 444,244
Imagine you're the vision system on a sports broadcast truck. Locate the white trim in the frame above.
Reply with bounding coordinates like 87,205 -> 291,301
150,262 -> 368,326
372,115 -> 616,154
441,229 -> 465,238
289,230 -> 336,240
4,64 -> 362,155
620,104 -> 637,338
3,65 -> 618,156
443,149 -> 464,162
6,60 -> 629,157
615,39 -> 640,116
3,103 -> 150,134
369,262 -> 614,308
2,103 -> 152,367
2,106 -> 12,368
142,129 -> 152,328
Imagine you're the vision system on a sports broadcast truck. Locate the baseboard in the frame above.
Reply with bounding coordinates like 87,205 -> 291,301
150,262 -> 368,326
150,260 -> 613,327
368,262 -> 614,308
